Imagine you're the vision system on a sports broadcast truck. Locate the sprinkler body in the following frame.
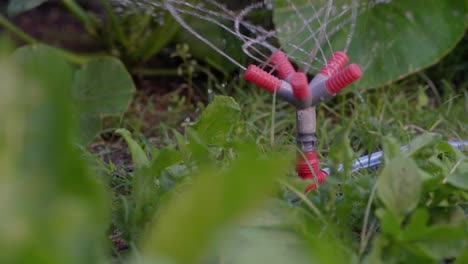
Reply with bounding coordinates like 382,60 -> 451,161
244,51 -> 362,191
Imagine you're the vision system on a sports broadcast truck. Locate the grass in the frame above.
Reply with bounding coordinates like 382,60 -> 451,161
96,53 -> 467,263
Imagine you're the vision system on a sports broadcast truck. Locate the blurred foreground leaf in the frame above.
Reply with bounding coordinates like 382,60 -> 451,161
138,144 -> 293,263
1,42 -> 108,263
12,45 -> 136,145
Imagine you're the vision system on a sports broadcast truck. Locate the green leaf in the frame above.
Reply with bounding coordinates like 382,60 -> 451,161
131,147 -> 183,232
2,42 -> 108,263
72,57 -> 135,144
382,136 -> 401,163
192,96 -> 241,145
403,133 -> 440,157
139,144 -> 293,263
408,226 -> 468,260
376,156 -> 422,217
273,0 -> 468,88
446,161 -> 468,190
376,208 -> 401,237
115,128 -> 149,169
400,208 -> 430,241
220,203 -> 310,264
7,0 -> 49,16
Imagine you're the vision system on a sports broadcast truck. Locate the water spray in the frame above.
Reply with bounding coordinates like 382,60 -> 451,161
244,51 -> 362,191
153,0 -> 468,191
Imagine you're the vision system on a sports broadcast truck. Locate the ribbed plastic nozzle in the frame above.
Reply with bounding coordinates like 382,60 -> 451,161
270,51 -> 296,80
290,72 -> 310,100
244,64 -> 282,93
325,64 -> 362,94
319,51 -> 349,77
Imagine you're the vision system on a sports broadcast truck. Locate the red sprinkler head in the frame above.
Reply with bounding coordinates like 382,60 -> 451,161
325,64 -> 362,94
290,72 -> 310,100
244,64 -> 282,93
319,51 -> 349,78
270,51 -> 296,80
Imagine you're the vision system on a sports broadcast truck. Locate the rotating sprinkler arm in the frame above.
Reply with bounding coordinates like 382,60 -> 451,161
244,51 -> 362,192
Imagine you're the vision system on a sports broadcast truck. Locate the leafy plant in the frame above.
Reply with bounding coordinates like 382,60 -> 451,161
0,39 -> 109,263
3,0 -> 180,66
12,44 -> 136,144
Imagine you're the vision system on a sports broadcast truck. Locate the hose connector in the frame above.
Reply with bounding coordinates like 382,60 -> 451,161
296,151 -> 328,191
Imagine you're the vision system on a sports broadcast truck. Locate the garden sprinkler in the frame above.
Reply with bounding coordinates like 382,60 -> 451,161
244,51 -> 362,192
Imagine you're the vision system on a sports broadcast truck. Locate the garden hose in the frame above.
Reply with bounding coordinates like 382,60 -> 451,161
323,141 -> 468,175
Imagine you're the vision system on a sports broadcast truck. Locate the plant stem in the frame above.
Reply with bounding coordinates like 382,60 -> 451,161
270,92 -> 277,147
0,15 -> 99,65
62,0 -> 97,36
279,180 -> 326,223
0,14 -> 37,44
99,0 -> 128,48
359,184 -> 378,257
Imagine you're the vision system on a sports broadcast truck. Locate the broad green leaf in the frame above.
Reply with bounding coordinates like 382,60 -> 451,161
130,147 -> 183,237
429,206 -> 465,226
72,57 -> 135,144
376,208 -> 401,237
219,202 -> 310,264
273,0 -> 468,88
7,0 -> 49,16
455,250 -> 468,264
376,156 -> 422,217
192,96 -> 241,145
139,144 -> 293,263
404,133 -> 441,157
409,226 -> 468,260
133,147 -> 183,207
2,44 -> 108,263
400,208 -> 430,241
446,161 -> 468,190
382,136 -> 401,163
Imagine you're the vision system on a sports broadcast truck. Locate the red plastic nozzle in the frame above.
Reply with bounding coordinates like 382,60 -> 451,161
296,151 -> 328,191
319,51 -> 349,77
325,64 -> 362,94
290,72 -> 310,100
244,64 -> 282,93
270,51 -> 296,80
